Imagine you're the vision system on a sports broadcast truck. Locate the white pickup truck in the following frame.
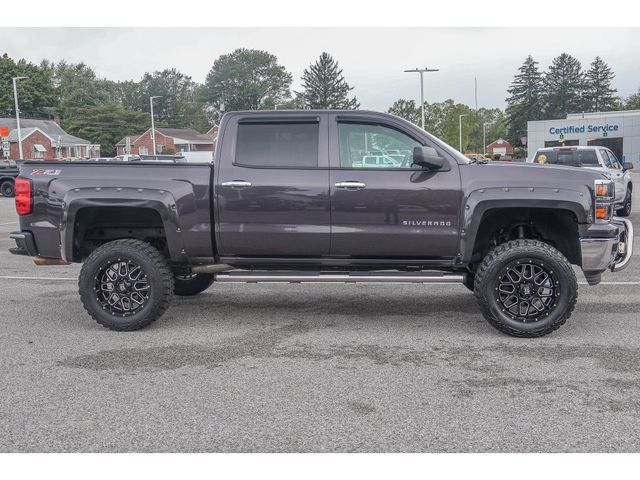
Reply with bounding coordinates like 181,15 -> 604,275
531,146 -> 634,216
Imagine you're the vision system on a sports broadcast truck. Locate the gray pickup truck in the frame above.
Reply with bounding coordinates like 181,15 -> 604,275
9,110 -> 634,337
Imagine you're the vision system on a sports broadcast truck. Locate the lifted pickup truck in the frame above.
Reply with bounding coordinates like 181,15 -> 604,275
9,110 -> 634,337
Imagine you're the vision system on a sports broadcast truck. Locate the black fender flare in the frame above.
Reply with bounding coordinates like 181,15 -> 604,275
60,189 -> 186,263
458,186 -> 591,264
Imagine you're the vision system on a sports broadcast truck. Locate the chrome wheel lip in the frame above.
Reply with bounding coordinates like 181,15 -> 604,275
94,259 -> 150,317
495,259 -> 560,324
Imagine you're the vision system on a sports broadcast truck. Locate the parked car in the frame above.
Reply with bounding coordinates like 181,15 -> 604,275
9,110 -> 633,337
0,161 -> 19,197
531,146 -> 633,216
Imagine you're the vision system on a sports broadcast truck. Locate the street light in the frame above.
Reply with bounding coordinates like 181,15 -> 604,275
149,96 -> 162,155
404,67 -> 439,130
459,114 -> 468,153
12,76 -> 28,159
483,122 -> 491,155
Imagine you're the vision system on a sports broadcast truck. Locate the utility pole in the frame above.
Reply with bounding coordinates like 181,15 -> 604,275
459,113 -> 468,153
404,67 -> 439,130
149,96 -> 162,155
12,76 -> 28,159
483,122 -> 490,155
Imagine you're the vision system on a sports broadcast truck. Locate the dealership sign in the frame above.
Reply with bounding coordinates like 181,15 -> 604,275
549,123 -> 619,136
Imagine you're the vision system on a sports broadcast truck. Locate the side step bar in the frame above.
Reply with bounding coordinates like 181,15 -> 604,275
215,271 -> 466,284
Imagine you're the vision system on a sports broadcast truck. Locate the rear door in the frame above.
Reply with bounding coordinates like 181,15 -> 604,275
328,114 -> 461,259
215,113 -> 330,258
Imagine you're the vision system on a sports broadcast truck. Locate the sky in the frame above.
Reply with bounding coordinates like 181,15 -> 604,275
1,27 -> 639,111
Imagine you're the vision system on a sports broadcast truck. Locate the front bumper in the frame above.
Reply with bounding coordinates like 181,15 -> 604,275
580,217 -> 634,273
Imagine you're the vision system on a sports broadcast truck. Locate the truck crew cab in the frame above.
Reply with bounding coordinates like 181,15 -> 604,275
9,110 -> 634,337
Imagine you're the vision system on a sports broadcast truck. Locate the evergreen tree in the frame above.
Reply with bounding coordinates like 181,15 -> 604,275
543,53 -> 585,119
624,88 -> 640,110
583,56 -> 619,112
505,56 -> 545,144
300,52 -> 359,109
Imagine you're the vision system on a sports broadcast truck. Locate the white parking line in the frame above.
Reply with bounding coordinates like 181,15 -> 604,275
0,221 -> 16,226
0,276 -> 75,281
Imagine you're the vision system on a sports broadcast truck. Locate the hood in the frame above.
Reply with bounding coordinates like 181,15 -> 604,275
460,160 -> 608,193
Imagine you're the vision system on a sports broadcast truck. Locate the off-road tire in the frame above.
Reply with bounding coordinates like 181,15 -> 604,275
79,239 -> 174,331
173,272 -> 215,296
474,239 -> 577,338
617,186 -> 632,217
0,180 -> 14,197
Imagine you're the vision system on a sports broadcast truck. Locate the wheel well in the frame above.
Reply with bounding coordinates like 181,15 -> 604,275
470,207 -> 581,268
74,207 -> 167,261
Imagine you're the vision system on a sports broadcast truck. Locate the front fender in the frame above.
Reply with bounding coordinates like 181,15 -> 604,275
458,186 -> 592,264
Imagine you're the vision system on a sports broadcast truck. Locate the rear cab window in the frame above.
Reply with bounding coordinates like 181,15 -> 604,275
235,121 -> 319,168
533,149 -> 600,167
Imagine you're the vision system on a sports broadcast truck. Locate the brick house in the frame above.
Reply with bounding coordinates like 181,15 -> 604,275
116,127 -> 216,156
1,118 -> 99,160
486,138 -> 514,156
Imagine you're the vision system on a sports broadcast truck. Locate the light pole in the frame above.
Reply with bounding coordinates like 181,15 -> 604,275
404,67 -> 439,130
12,76 -> 28,159
149,96 -> 162,155
483,122 -> 491,155
459,113 -> 468,153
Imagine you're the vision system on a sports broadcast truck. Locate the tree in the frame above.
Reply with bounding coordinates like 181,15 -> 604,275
505,55 -> 545,144
62,103 -> 149,156
135,68 -> 208,130
583,56 -> 619,112
0,53 -> 57,118
299,52 -> 359,109
543,53 -> 585,119
49,60 -> 113,111
202,48 -> 292,121
387,99 -> 420,125
623,88 -> 640,110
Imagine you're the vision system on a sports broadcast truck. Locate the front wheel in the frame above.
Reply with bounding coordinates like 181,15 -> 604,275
474,239 -> 577,338
1,180 -> 14,197
617,186 -> 632,217
79,239 -> 174,331
173,272 -> 215,296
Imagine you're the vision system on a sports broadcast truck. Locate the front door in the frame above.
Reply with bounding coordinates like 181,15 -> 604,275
328,117 -> 461,259
216,114 -> 330,258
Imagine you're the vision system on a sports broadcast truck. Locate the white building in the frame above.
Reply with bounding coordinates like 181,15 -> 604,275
527,110 -> 640,164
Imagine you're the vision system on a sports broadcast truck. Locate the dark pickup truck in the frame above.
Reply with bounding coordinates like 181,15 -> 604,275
9,110 -> 634,337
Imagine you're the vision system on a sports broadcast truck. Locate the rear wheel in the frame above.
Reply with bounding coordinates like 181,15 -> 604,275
79,239 -> 174,331
617,186 -> 632,217
1,180 -> 14,197
474,239 -> 577,337
173,272 -> 215,296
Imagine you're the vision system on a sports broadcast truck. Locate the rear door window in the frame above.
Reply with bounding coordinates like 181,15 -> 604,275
533,150 -> 599,167
235,122 -> 319,168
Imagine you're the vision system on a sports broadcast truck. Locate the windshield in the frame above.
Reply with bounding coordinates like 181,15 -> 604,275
533,150 -> 599,167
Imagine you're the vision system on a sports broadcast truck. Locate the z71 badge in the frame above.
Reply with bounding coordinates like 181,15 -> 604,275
31,168 -> 62,176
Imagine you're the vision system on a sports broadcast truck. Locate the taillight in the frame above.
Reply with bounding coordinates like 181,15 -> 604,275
15,178 -> 32,215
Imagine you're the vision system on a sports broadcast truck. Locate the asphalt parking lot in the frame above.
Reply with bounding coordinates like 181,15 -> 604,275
1,183 -> 639,453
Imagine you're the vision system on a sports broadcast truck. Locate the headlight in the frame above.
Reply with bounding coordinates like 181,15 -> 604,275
594,179 -> 614,223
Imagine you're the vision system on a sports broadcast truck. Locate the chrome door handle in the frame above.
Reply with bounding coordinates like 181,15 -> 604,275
335,181 -> 366,190
221,180 -> 252,189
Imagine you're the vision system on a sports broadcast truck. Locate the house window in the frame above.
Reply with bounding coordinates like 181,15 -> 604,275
139,146 -> 149,155
33,144 -> 46,159
157,144 -> 164,154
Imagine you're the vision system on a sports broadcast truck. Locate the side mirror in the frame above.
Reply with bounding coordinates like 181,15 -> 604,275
413,146 -> 445,170
622,162 -> 634,171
